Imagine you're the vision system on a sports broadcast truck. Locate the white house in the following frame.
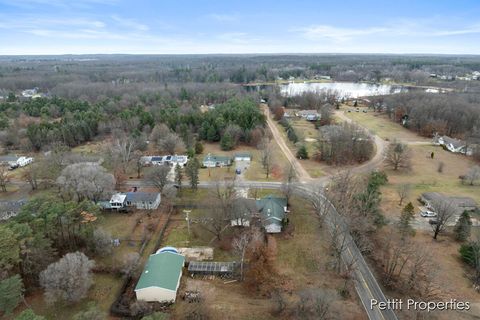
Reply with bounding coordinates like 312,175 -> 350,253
109,193 -> 127,210
135,250 -> 185,303
433,134 -> 473,156
234,153 -> 252,162
141,155 -> 188,167
0,155 -> 34,169
125,192 -> 161,210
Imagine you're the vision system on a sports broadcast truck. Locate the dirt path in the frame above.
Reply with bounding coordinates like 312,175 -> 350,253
334,110 -> 387,176
263,105 -> 312,181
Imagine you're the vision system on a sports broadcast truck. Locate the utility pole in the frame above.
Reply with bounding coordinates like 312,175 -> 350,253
184,210 -> 191,236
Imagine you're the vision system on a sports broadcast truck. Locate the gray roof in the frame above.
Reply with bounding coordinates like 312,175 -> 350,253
0,155 -> 19,162
126,192 -> 160,203
421,192 -> 477,213
0,199 -> 27,220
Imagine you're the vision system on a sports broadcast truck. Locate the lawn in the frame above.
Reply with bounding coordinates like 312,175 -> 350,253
342,107 -> 430,143
271,115 -> 326,178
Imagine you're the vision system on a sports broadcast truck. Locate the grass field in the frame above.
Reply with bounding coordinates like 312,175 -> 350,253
342,107 -> 430,143
272,115 -> 326,178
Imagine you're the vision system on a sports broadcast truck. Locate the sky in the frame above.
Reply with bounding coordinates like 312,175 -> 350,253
0,0 -> 480,55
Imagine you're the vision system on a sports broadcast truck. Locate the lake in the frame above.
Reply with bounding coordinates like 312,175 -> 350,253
279,82 -> 406,98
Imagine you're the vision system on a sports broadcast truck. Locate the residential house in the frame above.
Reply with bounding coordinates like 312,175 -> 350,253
135,250 -> 185,303
141,155 -> 188,167
296,110 -> 321,121
433,134 -> 473,156
0,155 -> 33,169
109,193 -> 127,209
256,195 -> 288,233
234,153 -> 252,162
0,199 -> 27,220
126,192 -> 161,210
202,153 -> 231,168
421,192 -> 477,215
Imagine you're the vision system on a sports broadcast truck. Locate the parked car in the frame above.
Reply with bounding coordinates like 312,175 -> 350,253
362,109 -> 368,113
428,219 -> 438,225
235,168 -> 241,175
420,209 -> 437,218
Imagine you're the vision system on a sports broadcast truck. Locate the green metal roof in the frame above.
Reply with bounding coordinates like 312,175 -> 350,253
135,252 -> 185,291
256,195 -> 287,223
203,154 -> 231,163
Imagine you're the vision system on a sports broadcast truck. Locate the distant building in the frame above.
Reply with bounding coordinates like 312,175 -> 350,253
0,199 -> 27,220
296,110 -> 321,121
141,155 -> 188,167
135,250 -> 185,303
234,153 -> 252,162
21,88 -> 38,98
0,155 -> 34,169
202,153 -> 232,167
126,192 -> 161,210
101,191 -> 161,210
420,192 -> 477,215
433,134 -> 473,156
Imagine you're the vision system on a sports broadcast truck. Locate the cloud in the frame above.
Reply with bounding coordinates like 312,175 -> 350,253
295,21 -> 480,43
297,25 -> 387,42
111,15 -> 149,31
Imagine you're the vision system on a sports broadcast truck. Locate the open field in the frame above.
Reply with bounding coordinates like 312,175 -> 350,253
271,115 -> 326,178
341,107 -> 430,143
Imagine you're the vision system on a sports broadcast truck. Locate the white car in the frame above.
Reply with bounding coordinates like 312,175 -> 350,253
420,209 -> 437,218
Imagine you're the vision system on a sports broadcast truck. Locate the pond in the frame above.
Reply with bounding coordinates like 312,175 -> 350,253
279,82 -> 406,98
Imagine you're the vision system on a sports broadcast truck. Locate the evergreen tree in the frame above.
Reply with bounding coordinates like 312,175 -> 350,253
454,211 -> 472,242
0,225 -> 20,272
220,132 -> 235,150
398,202 -> 415,238
15,309 -> 46,320
175,165 -> 183,189
186,158 -> 199,190
0,275 -> 24,315
296,145 -> 309,159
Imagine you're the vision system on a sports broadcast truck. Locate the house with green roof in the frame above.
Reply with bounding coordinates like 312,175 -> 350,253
135,251 -> 185,303
202,153 -> 232,168
256,195 -> 288,233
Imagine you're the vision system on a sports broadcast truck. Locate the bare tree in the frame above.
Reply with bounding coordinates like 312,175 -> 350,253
233,227 -> 263,280
281,164 -> 296,205
145,165 -> 171,192
296,288 -> 331,320
132,150 -> 144,178
396,183 -> 411,206
463,165 -> 480,186
56,162 -> 115,202
385,141 -> 411,171
121,252 -> 140,276
0,166 -> 10,192
430,199 -> 457,240
91,228 -> 113,256
109,132 -> 137,173
159,132 -> 186,155
259,137 -> 274,179
40,252 -> 95,305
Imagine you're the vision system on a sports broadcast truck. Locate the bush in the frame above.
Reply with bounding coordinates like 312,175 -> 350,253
296,145 -> 309,159
459,242 -> 479,267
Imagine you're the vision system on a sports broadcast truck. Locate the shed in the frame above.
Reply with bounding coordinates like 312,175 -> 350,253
135,251 -> 185,303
